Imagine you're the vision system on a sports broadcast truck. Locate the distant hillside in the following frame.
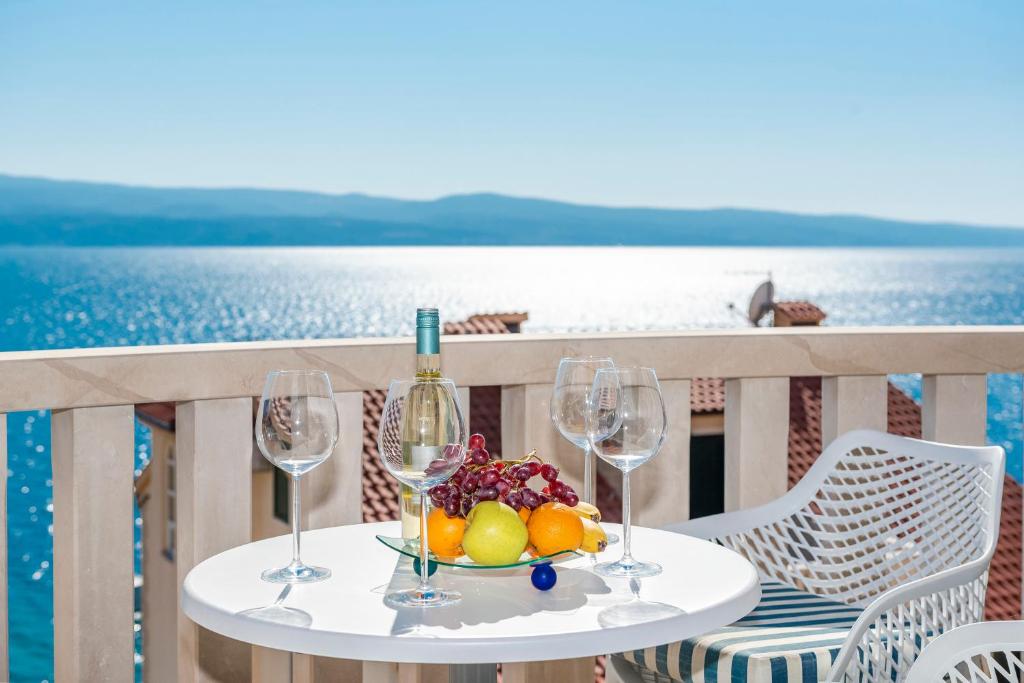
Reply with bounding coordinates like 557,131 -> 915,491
2,174 -> 1023,247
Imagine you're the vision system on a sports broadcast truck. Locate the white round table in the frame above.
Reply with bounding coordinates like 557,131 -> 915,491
182,521 -> 759,668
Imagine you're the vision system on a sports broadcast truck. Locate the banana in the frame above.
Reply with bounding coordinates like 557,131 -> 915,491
580,518 -> 608,553
572,501 -> 601,522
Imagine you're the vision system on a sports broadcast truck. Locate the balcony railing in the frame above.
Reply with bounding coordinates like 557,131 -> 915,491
0,325 -> 1022,682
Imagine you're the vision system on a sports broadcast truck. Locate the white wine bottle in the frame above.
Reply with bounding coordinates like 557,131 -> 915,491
400,308 -> 449,539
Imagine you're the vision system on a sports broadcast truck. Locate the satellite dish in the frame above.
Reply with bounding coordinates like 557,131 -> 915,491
747,278 -> 775,326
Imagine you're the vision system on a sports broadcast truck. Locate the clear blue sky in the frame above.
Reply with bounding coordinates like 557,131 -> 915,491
1,1 -> 1022,225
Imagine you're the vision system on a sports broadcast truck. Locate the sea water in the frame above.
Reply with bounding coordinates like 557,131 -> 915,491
1,246 -> 1022,682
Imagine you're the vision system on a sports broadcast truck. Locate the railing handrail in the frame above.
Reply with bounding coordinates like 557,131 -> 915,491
1,325 -> 1022,412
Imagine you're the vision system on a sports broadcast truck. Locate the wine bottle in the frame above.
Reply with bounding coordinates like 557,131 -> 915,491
400,307 -> 448,539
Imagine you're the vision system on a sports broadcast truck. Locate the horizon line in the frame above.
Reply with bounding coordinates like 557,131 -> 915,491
3,170 -> 1023,232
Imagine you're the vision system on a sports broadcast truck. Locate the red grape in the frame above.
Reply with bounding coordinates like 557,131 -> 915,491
480,469 -> 500,486
470,448 -> 488,465
444,499 -> 460,516
513,466 -> 531,482
495,479 -> 511,496
505,490 -> 523,510
563,491 -> 579,507
469,433 -> 486,450
526,462 -> 541,476
550,481 -> 567,498
540,463 -> 559,482
521,488 -> 540,509
477,486 -> 499,501
462,472 -> 479,492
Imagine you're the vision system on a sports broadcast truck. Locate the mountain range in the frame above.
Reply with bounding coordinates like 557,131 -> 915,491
2,174 -> 1023,247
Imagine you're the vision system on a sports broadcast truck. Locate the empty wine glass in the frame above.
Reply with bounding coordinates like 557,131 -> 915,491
378,378 -> 466,608
551,356 -> 615,504
256,370 -> 339,583
587,366 -> 667,578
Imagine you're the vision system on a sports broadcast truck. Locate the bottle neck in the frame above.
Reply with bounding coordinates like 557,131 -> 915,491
415,326 -> 441,380
416,352 -> 441,379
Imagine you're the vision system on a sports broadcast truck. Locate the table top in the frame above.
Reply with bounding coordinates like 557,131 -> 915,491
182,521 -> 760,664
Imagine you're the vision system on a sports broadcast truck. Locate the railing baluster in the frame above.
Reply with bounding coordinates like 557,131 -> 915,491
0,412 -> 7,680
51,405 -> 135,682
632,378 -> 691,527
820,375 -> 889,445
176,398 -> 253,683
922,374 -> 987,446
500,384 -> 585,495
724,378 -> 790,511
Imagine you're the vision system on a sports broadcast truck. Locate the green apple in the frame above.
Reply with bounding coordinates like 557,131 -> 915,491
462,501 -> 529,565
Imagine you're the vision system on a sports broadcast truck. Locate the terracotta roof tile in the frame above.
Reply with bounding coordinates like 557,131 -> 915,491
443,318 -> 509,335
470,312 -> 528,326
989,475 -> 1022,621
774,301 -> 827,324
690,377 -> 726,414
786,377 -> 921,486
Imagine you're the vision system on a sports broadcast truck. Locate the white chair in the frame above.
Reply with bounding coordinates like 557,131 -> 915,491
905,621 -> 1024,683
612,430 -> 1004,683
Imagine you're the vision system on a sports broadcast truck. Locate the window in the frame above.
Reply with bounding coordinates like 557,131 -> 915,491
689,434 -> 725,519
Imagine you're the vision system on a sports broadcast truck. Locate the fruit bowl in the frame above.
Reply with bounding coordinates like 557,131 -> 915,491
375,535 -> 580,569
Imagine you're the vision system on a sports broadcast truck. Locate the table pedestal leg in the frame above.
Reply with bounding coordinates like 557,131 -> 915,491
449,663 -> 497,683
363,662 -> 452,683
502,659 -> 594,683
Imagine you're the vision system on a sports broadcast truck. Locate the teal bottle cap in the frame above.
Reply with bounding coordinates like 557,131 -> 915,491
416,308 -> 440,354
416,308 -> 439,328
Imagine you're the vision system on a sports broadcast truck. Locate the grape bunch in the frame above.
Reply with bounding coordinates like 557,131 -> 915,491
428,433 -> 579,518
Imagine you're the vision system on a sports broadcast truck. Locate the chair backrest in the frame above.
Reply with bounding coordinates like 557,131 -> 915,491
688,430 -> 1005,606
905,621 -> 1024,683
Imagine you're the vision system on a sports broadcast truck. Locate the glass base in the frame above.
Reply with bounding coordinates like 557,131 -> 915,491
594,558 -> 662,578
384,587 -> 462,609
261,563 -> 331,584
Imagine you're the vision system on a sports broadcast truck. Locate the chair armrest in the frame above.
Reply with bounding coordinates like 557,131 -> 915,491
830,558 -> 991,682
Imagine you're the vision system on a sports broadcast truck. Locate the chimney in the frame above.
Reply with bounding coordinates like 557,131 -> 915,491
772,301 -> 827,327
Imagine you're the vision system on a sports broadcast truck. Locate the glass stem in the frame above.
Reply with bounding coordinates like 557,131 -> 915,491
621,469 -> 633,567
583,443 -> 594,505
418,491 -> 432,593
291,474 -> 302,568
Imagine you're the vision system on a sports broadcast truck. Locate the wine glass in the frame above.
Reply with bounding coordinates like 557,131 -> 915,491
586,366 -> 666,578
378,378 -> 466,608
256,370 -> 339,583
550,356 -> 615,505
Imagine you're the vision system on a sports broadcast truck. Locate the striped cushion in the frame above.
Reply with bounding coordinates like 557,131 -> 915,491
620,581 -> 862,683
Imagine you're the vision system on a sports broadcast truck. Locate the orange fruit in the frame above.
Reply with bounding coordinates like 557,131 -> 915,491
423,507 -> 466,557
518,507 -> 532,524
526,502 -> 584,556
